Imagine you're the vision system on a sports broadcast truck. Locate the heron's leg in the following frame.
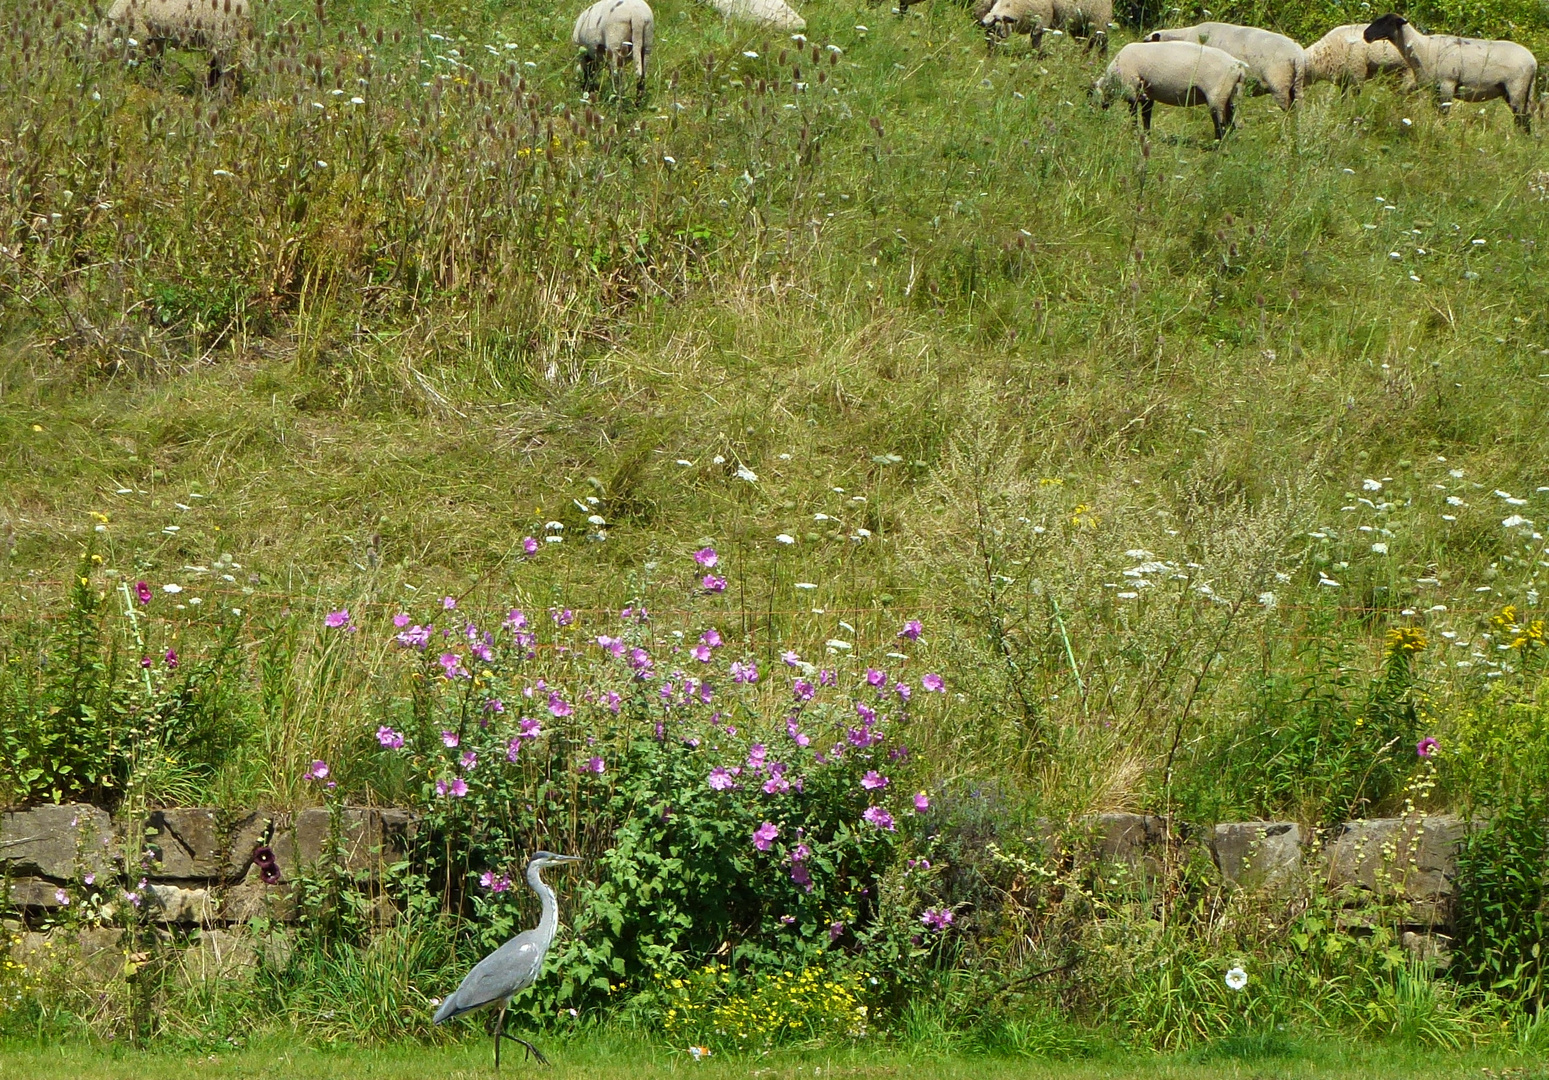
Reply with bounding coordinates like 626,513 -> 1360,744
510,1038 -> 551,1067
494,1002 -> 507,1071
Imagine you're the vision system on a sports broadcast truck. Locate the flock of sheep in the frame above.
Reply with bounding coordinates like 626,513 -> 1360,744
96,0 -> 1541,137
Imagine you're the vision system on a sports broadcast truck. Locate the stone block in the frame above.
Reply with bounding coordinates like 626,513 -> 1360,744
225,811 -> 273,881
219,877 -> 297,923
143,808 -> 223,879
1089,813 -> 1168,861
271,807 -> 418,878
1402,930 -> 1452,972
1212,822 -> 1301,890
144,883 -> 216,925
181,929 -> 257,981
1325,815 -> 1469,924
0,804 -> 115,880
6,877 -> 69,908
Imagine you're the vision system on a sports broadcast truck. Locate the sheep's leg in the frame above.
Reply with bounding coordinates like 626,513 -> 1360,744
1218,95 -> 1236,140
1140,97 -> 1153,131
1030,25 -> 1044,53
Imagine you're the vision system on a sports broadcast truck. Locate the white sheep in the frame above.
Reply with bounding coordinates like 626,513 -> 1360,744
1148,22 -> 1304,109
98,0 -> 254,87
1051,0 -> 1110,53
707,0 -> 805,31
1304,23 -> 1411,91
572,0 -> 655,99
977,0 -> 1054,52
1363,12 -> 1537,129
1095,40 -> 1247,140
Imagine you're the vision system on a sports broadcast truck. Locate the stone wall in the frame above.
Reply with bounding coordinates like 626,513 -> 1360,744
1,804 -> 417,926
0,804 -> 1469,931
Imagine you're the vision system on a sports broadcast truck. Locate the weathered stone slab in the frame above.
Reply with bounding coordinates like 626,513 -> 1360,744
143,808 -> 222,879
271,807 -> 418,877
225,811 -> 272,881
1325,815 -> 1469,924
1090,813 -> 1168,861
0,804 -> 114,880
181,929 -> 257,981
144,883 -> 216,925
219,877 -> 296,923
1212,822 -> 1301,890
6,877 -> 69,908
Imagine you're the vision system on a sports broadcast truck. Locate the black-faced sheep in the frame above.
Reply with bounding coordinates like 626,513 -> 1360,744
1364,12 -> 1537,130
1095,40 -> 1247,140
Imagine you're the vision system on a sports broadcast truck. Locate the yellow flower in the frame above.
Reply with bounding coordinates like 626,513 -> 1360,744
1385,627 -> 1427,654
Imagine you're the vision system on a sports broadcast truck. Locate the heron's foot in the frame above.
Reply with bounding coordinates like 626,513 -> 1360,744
512,1038 -> 551,1067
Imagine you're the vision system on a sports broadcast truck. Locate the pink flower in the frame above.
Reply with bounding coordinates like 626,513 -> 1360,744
920,907 -> 953,931
694,547 -> 719,568
506,738 -> 522,762
164,649 -> 179,669
438,653 -> 468,679
895,682 -> 911,703
303,760 -> 329,782
584,756 -> 605,775
506,609 -> 529,631
781,650 -> 801,667
550,607 -> 574,626
752,821 -> 779,852
866,668 -> 886,687
54,888 -> 69,906
135,580 -> 152,605
441,730 -> 460,748
708,767 -> 736,791
377,726 -> 404,748
393,613 -> 411,628
863,806 -> 896,831
691,645 -> 712,662
730,660 -> 759,684
861,770 -> 889,791
1417,737 -> 1439,758
523,536 -> 538,555
480,871 -> 511,892
792,679 -> 815,702
461,750 -> 478,770
914,791 -> 930,812
484,698 -> 505,714
604,690 -> 622,713
829,921 -> 845,941
791,861 -> 812,890
450,777 -> 468,798
748,744 -> 768,769
597,634 -> 625,658
763,775 -> 790,794
519,717 -> 542,739
702,574 -> 727,593
324,608 -> 350,628
548,691 -> 573,717
442,596 -> 457,610
397,624 -> 432,649
921,673 -> 945,693
899,619 -> 923,641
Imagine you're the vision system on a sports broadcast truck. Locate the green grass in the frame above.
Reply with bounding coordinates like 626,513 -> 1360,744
0,1035 -> 1542,1080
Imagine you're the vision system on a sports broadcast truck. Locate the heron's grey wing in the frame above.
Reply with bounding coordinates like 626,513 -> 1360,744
433,930 -> 547,1023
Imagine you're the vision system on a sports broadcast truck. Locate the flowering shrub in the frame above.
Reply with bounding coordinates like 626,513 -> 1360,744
370,548 -> 947,1016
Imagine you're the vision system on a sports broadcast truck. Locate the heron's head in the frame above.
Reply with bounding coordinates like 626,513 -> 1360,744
529,851 -> 584,870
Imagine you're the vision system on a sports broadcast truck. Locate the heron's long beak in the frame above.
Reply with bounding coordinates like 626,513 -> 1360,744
552,854 -> 584,864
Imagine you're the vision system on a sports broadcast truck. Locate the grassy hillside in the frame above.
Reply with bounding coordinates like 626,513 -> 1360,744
3,0 -> 1549,818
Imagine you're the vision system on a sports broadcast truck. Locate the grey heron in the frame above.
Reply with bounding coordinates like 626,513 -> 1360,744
433,851 -> 583,1068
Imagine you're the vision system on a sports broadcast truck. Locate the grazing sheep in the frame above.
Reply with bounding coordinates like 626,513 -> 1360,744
572,0 -> 654,100
1305,23 -> 1411,91
1364,12 -> 1537,129
708,0 -> 805,30
1148,22 -> 1304,109
1052,0 -> 1110,53
98,0 -> 254,87
977,0 -> 1054,52
1095,40 -> 1247,140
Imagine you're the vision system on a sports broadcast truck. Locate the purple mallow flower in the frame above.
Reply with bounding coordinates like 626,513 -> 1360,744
866,668 -> 886,687
922,673 -> 945,693
861,770 -> 889,791
393,613 -> 410,628
731,661 -> 759,684
914,791 -> 930,812
450,777 -> 468,798
702,574 -> 727,593
863,806 -> 896,831
899,619 -> 923,641
523,536 -> 538,555
325,608 -> 350,628
792,679 -> 815,702
303,760 -> 329,782
397,624 -> 432,649
135,581 -> 152,605
377,726 -> 404,748
1417,737 -> 1439,758
441,730 -> 460,748
694,547 -> 719,568
708,767 -> 736,791
752,821 -> 779,852
584,756 -> 605,775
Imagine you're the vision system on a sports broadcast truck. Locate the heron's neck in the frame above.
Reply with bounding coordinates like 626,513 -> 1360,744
528,862 -> 559,944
